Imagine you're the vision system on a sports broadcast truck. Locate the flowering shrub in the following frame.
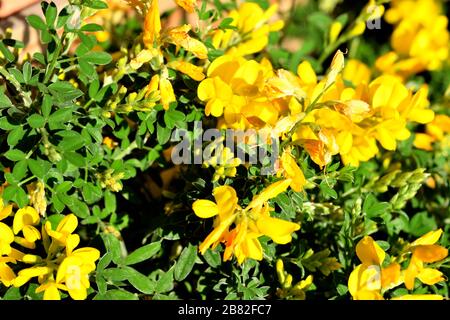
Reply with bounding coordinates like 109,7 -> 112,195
0,0 -> 449,300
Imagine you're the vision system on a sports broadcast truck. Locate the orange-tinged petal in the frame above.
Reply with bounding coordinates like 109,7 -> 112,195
404,255 -> 423,290
192,200 -> 219,219
356,236 -> 385,265
413,245 -> 448,263
381,262 -> 402,290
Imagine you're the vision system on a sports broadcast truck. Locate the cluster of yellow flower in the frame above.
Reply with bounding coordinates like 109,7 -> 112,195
198,49 -> 434,168
348,230 -> 448,300
414,114 -> 450,151
376,0 -> 449,78
276,259 -> 313,300
192,180 -> 300,264
0,198 -> 99,300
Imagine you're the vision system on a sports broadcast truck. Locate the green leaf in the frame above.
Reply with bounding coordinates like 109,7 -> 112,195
66,196 -> 90,218
80,52 -> 112,65
82,183 -> 103,204
104,190 -> 116,214
123,266 -> 156,294
48,81 -> 83,103
27,114 -> 46,128
81,23 -> 104,32
85,0 -> 109,9
44,2 -> 58,28
12,160 -> 28,182
0,90 -> 13,108
319,181 -> 337,199
22,62 -> 32,84
157,124 -> 172,145
408,212 -> 437,237
4,149 -> 26,161
3,286 -> 22,300
155,267 -> 174,294
26,15 -> 47,31
0,41 -> 15,62
203,248 -> 221,268
123,242 -> 161,266
363,194 -> 391,219
7,126 -> 25,147
42,94 -> 53,118
102,233 -> 123,265
28,158 -> 52,179
2,185 -> 28,208
174,244 -> 197,281
97,253 -> 112,272
48,107 -> 73,127
164,109 -> 186,129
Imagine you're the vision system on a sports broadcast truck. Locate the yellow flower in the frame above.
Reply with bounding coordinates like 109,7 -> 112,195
212,3 -> 284,57
348,236 -> 401,300
13,207 -> 41,244
404,229 -> 448,290
55,238 -> 100,300
192,181 -> 300,264
278,149 -> 306,192
378,0 -> 449,77
45,214 -> 78,247
103,136 -> 119,149
414,114 -> 450,150
143,0 -> 161,48
343,59 -> 372,86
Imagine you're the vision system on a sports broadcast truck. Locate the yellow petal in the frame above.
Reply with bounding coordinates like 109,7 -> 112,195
356,236 -> 385,265
256,215 -> 300,241
404,255 -> 422,290
417,268 -> 445,286
23,225 -> 41,243
159,76 -> 176,110
247,179 -> 292,210
213,186 -> 238,220
69,288 -> 88,300
66,234 -> 81,255
297,61 -> 317,85
143,0 -> 161,48
56,214 -> 78,234
168,61 -> 205,81
0,203 -> 12,220
192,200 -> 219,219
411,229 -> 443,246
175,0 -> 196,13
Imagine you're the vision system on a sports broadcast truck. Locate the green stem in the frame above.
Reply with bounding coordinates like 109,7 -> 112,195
113,140 -> 138,160
18,175 -> 37,187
